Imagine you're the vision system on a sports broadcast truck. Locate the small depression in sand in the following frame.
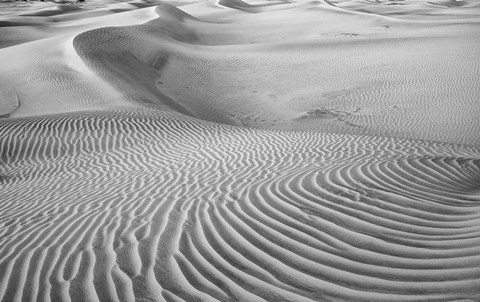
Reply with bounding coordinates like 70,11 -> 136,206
300,109 -> 342,120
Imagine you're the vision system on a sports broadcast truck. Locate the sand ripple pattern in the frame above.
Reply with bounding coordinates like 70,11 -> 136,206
1,1 -> 480,301
1,111 -> 479,301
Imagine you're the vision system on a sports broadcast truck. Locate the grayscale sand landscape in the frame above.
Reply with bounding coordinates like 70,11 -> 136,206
0,0 -> 479,301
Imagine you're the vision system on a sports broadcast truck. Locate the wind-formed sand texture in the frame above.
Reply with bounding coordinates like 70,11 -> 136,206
0,0 -> 479,301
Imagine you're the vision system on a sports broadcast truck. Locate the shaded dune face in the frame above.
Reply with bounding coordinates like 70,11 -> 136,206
1,1 -> 480,301
73,5 -> 244,126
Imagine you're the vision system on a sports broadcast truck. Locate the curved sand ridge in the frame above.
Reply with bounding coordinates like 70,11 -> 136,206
72,5 -> 202,119
1,0 -> 480,301
0,4 -> 160,117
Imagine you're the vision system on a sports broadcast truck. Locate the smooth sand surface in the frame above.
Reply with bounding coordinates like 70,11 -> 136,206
0,0 -> 479,301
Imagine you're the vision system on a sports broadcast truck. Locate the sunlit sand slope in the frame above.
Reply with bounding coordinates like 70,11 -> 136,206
1,0 -> 480,301
1,111 -> 480,301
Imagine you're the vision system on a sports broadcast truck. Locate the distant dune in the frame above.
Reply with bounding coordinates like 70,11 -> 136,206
0,0 -> 479,301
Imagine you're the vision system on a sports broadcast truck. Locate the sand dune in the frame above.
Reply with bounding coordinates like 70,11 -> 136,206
0,0 -> 479,301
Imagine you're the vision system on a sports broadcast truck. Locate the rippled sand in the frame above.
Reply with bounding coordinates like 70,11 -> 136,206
1,0 -> 479,301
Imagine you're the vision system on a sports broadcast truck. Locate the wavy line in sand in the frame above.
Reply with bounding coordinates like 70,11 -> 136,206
1,111 -> 479,301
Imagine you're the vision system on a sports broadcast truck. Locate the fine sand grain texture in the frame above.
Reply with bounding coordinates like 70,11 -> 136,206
0,0 -> 479,301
